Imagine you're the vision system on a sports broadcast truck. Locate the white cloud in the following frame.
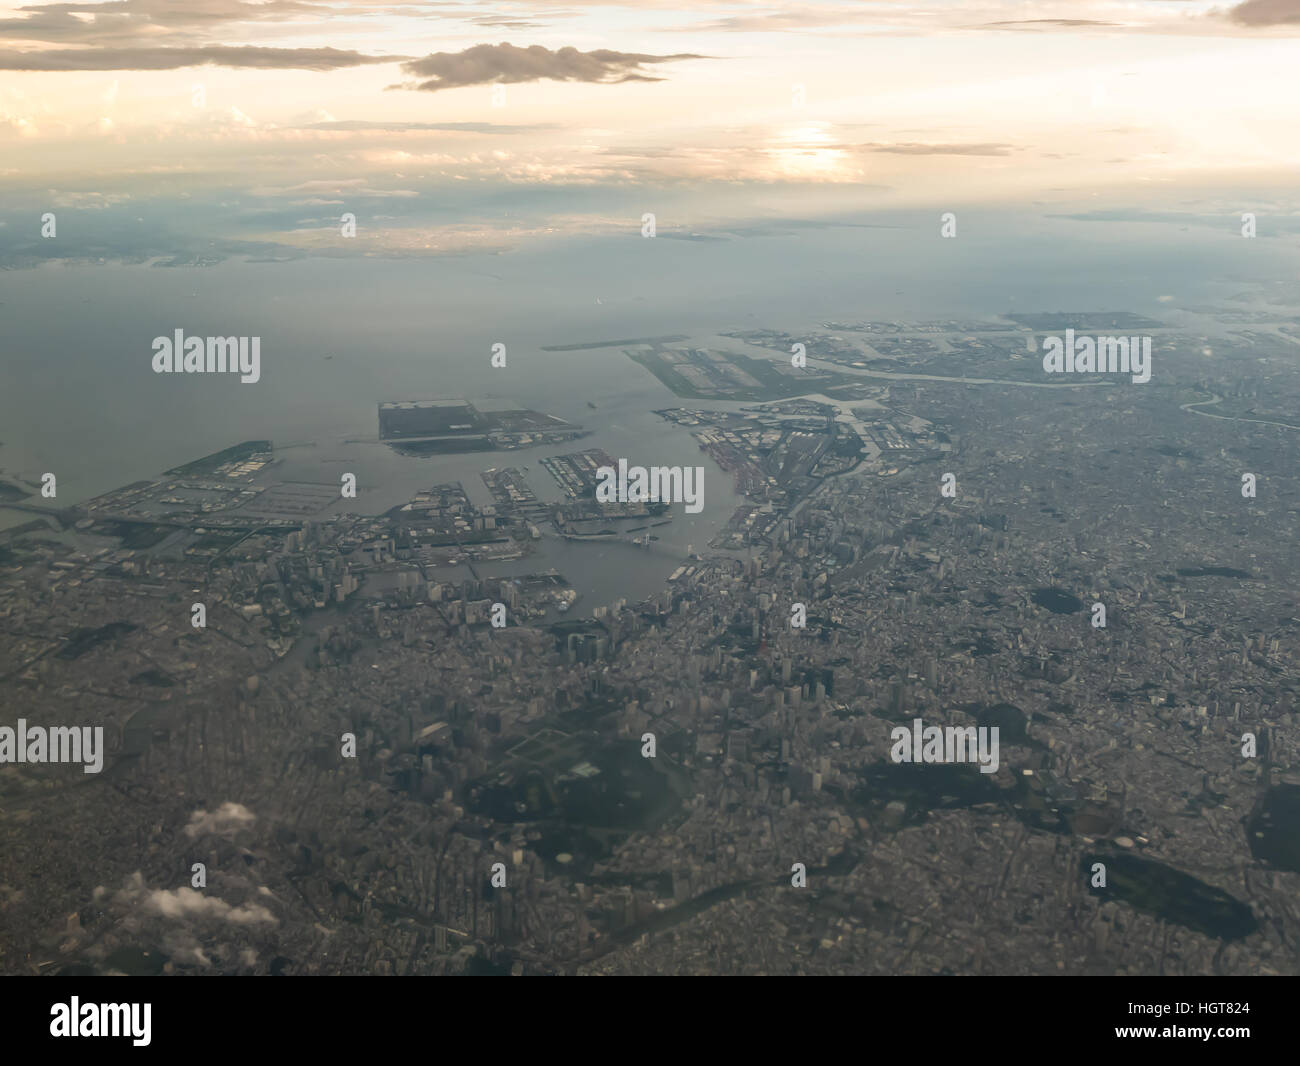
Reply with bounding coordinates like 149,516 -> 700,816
184,801 -> 256,838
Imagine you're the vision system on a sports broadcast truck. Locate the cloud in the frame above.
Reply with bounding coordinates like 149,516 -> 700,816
184,801 -> 256,838
684,7 -> 894,33
983,19 -> 1122,29
247,177 -> 421,197
470,16 -> 545,29
1051,208 -> 1300,234
87,871 -> 277,975
860,142 -> 1016,156
0,0 -> 345,45
0,45 -> 408,71
396,42 -> 705,92
146,886 -> 277,925
296,120 -> 557,134
1226,0 -> 1300,25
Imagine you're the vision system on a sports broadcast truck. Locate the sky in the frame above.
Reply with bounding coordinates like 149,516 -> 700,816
2,0 -> 1300,256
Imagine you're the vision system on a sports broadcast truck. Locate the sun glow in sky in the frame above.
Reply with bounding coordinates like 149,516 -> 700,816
2,0 -> 1299,243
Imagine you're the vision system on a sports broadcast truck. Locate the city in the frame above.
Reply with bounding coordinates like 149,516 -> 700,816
2,311 -> 1297,976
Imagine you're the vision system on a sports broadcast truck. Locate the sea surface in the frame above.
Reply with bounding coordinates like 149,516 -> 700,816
0,217 -> 1288,602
